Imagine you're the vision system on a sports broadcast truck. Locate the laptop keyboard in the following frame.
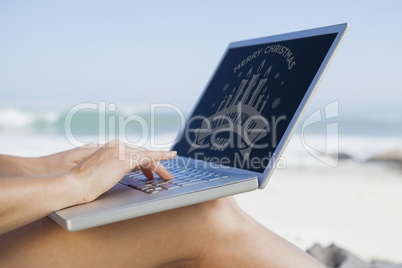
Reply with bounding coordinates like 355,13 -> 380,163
119,166 -> 228,194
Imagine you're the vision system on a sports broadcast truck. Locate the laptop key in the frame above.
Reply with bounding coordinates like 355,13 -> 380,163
161,183 -> 180,190
185,179 -> 207,185
121,164 -> 229,193
201,175 -> 222,181
143,188 -> 157,194
176,181 -> 194,187
184,177 -> 203,182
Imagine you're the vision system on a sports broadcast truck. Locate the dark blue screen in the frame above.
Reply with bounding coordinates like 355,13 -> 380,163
173,33 -> 337,173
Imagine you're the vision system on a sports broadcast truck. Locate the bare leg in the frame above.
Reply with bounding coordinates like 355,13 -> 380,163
0,197 -> 324,268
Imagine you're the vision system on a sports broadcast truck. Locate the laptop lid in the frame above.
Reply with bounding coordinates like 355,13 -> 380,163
172,23 -> 348,188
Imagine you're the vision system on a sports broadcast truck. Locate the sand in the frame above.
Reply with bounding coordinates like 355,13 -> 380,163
235,160 -> 402,263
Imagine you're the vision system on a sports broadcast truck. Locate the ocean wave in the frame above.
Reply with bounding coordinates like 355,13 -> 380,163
0,107 -> 183,136
0,108 -> 61,129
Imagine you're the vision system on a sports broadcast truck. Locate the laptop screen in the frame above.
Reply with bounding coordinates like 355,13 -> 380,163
173,33 -> 337,173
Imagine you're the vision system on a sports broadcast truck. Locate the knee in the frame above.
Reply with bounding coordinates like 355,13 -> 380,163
193,196 -> 255,241
192,198 -> 267,267
195,196 -> 241,215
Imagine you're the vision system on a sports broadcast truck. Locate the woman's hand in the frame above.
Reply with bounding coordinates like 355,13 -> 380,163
69,140 -> 177,203
38,143 -> 99,175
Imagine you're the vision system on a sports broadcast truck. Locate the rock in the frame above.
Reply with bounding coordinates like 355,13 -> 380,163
307,243 -> 402,268
367,150 -> 402,165
307,243 -> 367,268
326,152 -> 354,160
372,261 -> 402,268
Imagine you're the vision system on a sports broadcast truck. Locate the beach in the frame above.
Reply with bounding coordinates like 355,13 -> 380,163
2,1 -> 402,266
236,157 -> 402,263
0,105 -> 401,264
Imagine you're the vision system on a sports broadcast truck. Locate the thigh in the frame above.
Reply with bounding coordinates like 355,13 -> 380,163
0,197 -> 324,268
0,206 -> 206,267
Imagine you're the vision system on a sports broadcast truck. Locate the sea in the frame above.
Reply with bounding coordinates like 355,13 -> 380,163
1,101 -> 401,165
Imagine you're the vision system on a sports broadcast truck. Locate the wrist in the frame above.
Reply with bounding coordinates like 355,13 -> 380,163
35,155 -> 57,175
0,155 -> 43,177
55,171 -> 86,209
26,157 -> 47,176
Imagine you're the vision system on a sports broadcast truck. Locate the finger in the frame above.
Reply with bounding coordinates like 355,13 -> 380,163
141,150 -> 177,164
81,142 -> 100,149
131,150 -> 176,170
76,145 -> 100,160
140,166 -> 155,180
152,162 -> 174,181
131,166 -> 141,172
140,160 -> 172,180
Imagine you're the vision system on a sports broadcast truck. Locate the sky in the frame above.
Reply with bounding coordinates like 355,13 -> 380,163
1,0 -> 402,117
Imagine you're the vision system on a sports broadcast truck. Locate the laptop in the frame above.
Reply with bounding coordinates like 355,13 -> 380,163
49,23 -> 348,231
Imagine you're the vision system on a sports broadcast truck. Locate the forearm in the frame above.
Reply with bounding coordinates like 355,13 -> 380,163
0,155 -> 44,178
0,173 -> 81,235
